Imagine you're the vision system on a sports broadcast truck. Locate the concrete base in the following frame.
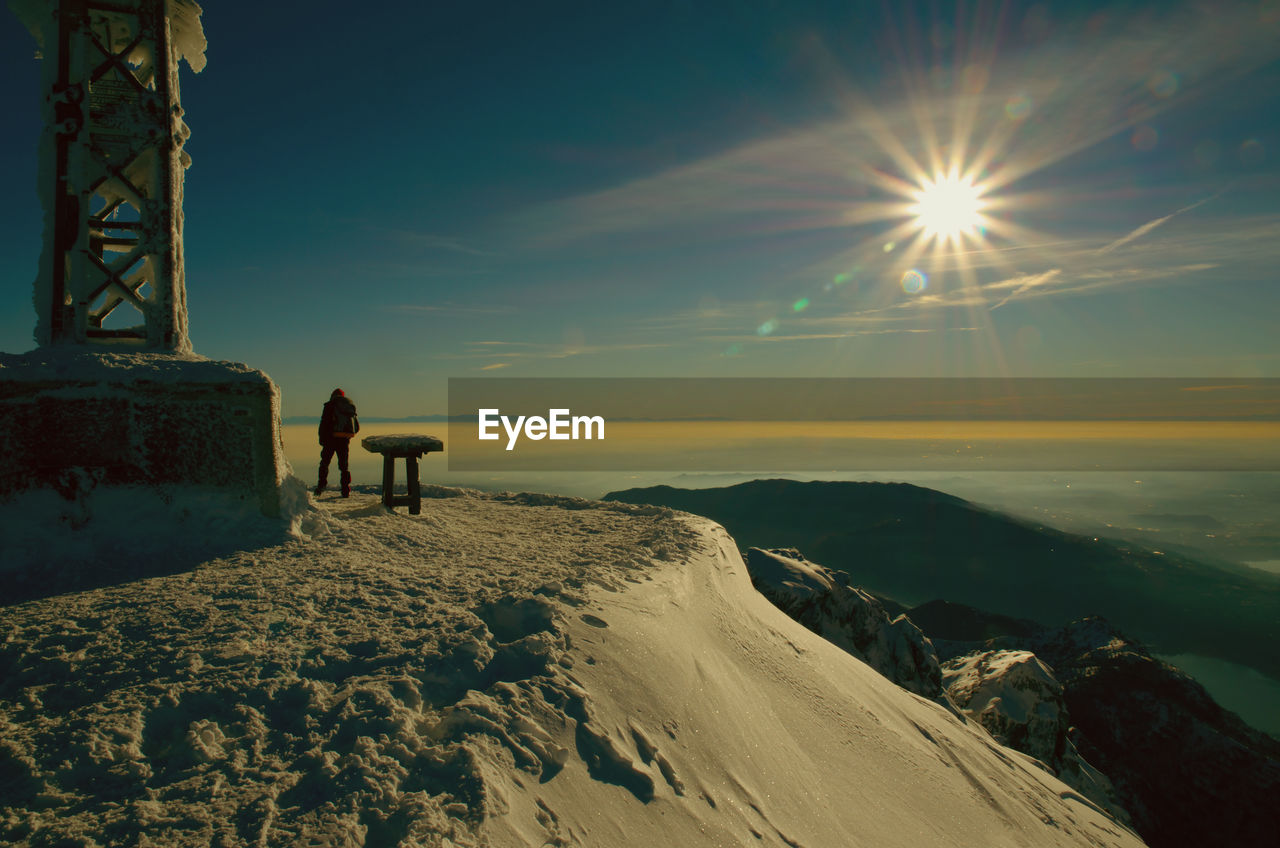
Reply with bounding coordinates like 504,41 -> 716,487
0,349 -> 290,517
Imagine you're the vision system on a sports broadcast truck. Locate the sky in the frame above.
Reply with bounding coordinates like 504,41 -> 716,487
2,0 -> 1279,418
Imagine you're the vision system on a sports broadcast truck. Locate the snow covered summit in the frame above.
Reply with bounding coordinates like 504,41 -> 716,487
0,488 -> 1144,847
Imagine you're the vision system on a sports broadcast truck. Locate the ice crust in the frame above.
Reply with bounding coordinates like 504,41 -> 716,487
0,349 -> 295,522
167,0 -> 208,72
9,0 -> 207,71
0,348 -> 271,383
0,490 -> 1145,847
362,435 -> 445,455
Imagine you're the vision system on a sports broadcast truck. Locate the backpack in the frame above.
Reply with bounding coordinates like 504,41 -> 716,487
331,404 -> 359,438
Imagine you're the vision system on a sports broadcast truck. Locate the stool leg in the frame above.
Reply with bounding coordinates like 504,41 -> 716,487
407,454 -> 421,515
382,454 -> 395,507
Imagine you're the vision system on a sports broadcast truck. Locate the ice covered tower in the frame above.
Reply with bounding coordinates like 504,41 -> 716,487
18,0 -> 206,350
2,1 -> 295,522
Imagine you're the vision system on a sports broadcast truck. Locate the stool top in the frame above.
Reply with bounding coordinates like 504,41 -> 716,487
361,434 -> 444,455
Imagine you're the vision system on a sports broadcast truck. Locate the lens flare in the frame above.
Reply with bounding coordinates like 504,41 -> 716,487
1004,94 -> 1031,121
1131,125 -> 1159,151
1147,69 -> 1179,98
901,269 -> 928,294
1239,138 -> 1265,166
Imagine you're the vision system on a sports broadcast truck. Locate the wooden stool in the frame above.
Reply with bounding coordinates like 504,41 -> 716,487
360,434 -> 444,515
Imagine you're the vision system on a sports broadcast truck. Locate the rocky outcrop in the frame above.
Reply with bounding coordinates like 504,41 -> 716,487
928,613 -> 1280,848
1010,618 -> 1280,848
942,649 -> 1130,825
744,547 -> 944,701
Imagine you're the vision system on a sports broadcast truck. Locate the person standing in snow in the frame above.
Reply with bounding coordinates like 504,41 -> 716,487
316,388 -> 360,497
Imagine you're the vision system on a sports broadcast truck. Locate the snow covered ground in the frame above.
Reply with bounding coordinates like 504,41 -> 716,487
0,487 -> 1144,847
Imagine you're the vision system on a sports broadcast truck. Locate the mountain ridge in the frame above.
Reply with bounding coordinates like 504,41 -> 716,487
603,478 -> 1280,681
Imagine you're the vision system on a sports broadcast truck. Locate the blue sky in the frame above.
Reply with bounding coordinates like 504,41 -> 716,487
2,0 -> 1278,417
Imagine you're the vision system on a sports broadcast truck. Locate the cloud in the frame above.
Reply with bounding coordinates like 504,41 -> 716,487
890,261 -> 1220,314
388,303 -> 517,316
988,269 -> 1063,310
635,298 -> 985,344
1178,383 -> 1259,392
382,231 -> 492,257
479,362 -> 511,371
771,252 -> 1225,328
792,310 -> 962,328
441,340 -> 672,362
630,304 -> 752,333
1096,196 -> 1217,254
742,327 -> 980,342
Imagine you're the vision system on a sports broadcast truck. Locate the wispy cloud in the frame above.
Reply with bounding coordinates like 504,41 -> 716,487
388,303 -> 517,316
1097,195 -> 1218,254
1178,383 -> 1259,392
628,243 -> 1227,343
721,327 -> 981,343
382,230 -> 492,257
988,269 -> 1063,310
442,340 -> 672,362
886,261 -> 1221,314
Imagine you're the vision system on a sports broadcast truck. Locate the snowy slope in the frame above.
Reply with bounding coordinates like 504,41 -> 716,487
743,546 -> 946,702
0,489 -> 1144,847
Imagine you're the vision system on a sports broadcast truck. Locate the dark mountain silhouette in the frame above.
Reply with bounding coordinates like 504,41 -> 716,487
603,479 -> 1280,680
904,599 -> 1042,658
906,599 -> 1042,641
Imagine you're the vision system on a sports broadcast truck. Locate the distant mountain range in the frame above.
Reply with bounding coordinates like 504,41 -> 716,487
603,479 -> 1280,682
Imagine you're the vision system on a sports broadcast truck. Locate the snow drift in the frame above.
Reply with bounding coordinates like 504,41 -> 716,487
0,489 -> 1143,847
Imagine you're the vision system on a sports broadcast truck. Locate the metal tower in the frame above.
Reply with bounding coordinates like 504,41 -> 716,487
36,0 -> 194,350
4,2 -> 290,519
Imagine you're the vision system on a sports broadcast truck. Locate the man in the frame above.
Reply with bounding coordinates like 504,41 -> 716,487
317,388 -> 359,497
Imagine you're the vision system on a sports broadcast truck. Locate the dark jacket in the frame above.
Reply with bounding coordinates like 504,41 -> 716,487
319,396 -> 360,445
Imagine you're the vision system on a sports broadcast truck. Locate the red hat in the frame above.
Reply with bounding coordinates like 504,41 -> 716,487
331,388 -> 345,397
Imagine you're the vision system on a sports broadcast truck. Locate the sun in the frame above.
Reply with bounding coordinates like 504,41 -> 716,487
909,171 -> 987,240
